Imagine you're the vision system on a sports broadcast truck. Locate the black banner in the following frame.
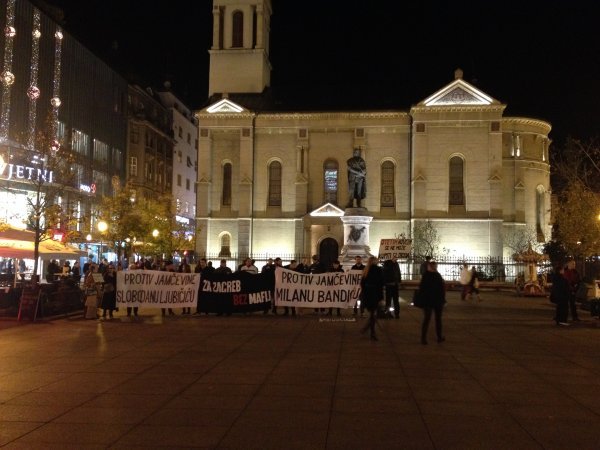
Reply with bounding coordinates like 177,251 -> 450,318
198,271 -> 273,314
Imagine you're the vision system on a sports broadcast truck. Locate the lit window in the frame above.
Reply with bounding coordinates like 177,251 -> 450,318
130,157 -> 137,176
324,159 -> 338,204
219,233 -> 231,257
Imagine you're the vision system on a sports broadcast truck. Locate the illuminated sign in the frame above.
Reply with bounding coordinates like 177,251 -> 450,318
80,183 -> 96,194
0,155 -> 54,183
175,215 -> 190,224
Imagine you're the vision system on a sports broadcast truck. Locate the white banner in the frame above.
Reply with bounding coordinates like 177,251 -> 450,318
378,238 -> 412,260
116,271 -> 201,309
274,267 -> 362,309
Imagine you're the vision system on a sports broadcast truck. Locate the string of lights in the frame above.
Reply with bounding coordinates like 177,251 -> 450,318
0,0 -> 16,141
26,9 -> 41,151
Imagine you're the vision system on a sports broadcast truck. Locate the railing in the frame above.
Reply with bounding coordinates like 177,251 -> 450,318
196,253 -> 552,283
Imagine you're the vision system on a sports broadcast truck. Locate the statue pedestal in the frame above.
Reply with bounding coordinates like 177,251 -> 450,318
340,208 -> 373,267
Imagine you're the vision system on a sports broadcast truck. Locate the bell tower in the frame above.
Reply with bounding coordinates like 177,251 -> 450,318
209,0 -> 272,96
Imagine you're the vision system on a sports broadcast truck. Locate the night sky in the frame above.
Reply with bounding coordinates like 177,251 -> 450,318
45,0 -> 599,145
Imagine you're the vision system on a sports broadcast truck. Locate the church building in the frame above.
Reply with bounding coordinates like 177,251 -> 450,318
195,0 -> 552,269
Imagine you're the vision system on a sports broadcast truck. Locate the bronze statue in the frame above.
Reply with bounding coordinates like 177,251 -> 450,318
346,148 -> 366,208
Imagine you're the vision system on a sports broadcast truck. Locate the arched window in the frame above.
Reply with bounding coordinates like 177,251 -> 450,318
219,233 -> 231,257
222,163 -> 232,206
536,186 -> 546,241
380,161 -> 395,207
232,11 -> 244,48
324,159 -> 338,204
449,156 -> 465,206
268,161 -> 282,207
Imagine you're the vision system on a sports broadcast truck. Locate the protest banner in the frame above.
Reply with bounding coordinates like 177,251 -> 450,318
116,271 -> 200,308
274,267 -> 362,309
378,238 -> 412,260
198,271 -> 273,314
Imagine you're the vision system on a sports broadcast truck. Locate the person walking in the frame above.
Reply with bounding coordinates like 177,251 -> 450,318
419,255 -> 432,279
468,266 -> 481,302
360,256 -> 384,341
382,258 -> 402,318
418,260 -> 446,345
550,266 -> 570,326
459,262 -> 471,301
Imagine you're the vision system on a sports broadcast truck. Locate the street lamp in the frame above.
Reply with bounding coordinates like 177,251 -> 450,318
97,221 -> 108,263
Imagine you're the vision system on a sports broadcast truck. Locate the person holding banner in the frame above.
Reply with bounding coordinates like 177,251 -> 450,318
327,260 -> 344,317
360,256 -> 384,341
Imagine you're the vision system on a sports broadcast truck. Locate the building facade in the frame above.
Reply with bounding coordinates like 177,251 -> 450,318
0,0 -> 128,238
195,0 -> 552,268
126,85 -> 173,201
157,89 -> 198,236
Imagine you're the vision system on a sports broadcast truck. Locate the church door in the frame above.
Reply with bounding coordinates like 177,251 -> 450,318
319,238 -> 339,271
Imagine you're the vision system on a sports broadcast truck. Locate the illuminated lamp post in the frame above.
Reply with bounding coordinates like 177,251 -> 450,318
97,221 -> 108,263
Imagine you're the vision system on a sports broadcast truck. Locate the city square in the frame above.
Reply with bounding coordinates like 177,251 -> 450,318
1,289 -> 599,449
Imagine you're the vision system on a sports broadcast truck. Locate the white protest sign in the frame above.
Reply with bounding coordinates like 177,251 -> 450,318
378,238 -> 412,260
116,271 -> 201,308
274,267 -> 362,309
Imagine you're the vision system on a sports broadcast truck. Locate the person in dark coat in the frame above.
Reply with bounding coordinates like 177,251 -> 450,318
382,258 -> 402,318
351,255 -> 366,316
360,256 -> 384,341
101,264 -> 117,319
418,260 -> 446,344
550,266 -> 571,326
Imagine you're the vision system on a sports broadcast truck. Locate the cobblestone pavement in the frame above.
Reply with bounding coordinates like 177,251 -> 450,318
1,290 -> 599,449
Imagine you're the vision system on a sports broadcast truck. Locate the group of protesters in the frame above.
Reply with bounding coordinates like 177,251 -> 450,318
81,253 -> 453,345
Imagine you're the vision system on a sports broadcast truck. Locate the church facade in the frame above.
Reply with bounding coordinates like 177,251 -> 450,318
195,0 -> 551,268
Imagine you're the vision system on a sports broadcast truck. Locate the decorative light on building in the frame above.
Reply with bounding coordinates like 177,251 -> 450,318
27,85 -> 40,100
0,0 -> 16,140
51,26 -> 63,142
1,71 -> 15,86
27,9 -> 41,150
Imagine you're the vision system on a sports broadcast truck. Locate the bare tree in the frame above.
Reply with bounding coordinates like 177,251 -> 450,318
503,225 -> 542,257
412,220 -> 441,260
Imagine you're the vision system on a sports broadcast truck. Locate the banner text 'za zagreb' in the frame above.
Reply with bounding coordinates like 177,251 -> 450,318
275,267 -> 362,309
116,271 -> 201,308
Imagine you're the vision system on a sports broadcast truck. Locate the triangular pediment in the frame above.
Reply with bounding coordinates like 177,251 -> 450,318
421,79 -> 498,107
204,99 -> 246,114
310,203 -> 345,217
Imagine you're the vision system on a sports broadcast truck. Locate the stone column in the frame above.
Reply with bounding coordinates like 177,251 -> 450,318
340,208 -> 373,268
